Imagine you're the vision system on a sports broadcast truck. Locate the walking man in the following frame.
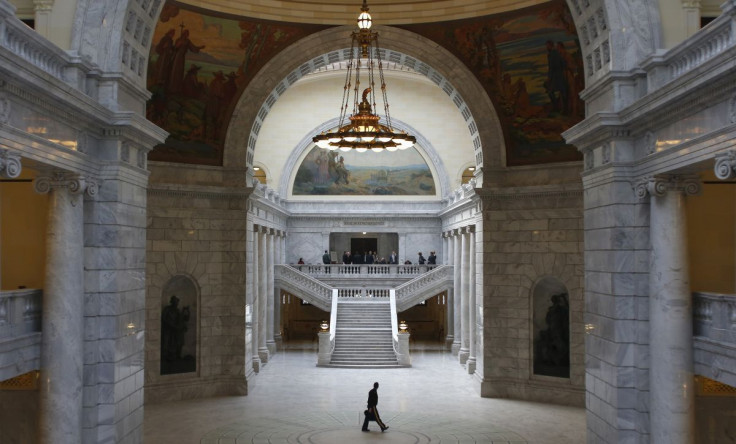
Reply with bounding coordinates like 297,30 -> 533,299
362,382 -> 388,432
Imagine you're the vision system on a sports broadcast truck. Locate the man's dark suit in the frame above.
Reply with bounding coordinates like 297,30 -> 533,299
362,387 -> 387,431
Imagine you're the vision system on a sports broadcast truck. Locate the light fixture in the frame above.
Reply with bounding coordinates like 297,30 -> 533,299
312,1 -> 416,152
399,320 -> 408,333
254,167 -> 260,171
320,321 -> 330,332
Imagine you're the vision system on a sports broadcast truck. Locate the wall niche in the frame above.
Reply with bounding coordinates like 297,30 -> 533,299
160,275 -> 198,375
532,276 -> 570,378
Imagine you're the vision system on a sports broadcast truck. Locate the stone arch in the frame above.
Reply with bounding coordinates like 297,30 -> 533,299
564,0 -> 662,82
278,117 -> 451,198
223,25 -> 502,184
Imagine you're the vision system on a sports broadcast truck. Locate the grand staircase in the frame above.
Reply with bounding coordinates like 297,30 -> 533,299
328,300 -> 402,368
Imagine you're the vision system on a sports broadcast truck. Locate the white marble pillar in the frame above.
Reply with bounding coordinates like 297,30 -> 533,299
266,229 -> 276,355
444,232 -> 454,348
251,224 -> 261,372
452,229 -> 461,356
442,233 -> 448,265
32,0 -> 54,40
459,227 -> 470,363
34,173 -> 96,444
274,232 -> 283,348
258,227 -> 269,363
467,226 -> 477,374
637,176 -> 700,444
682,0 -> 701,38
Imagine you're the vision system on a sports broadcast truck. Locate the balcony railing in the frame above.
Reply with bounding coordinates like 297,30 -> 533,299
693,291 -> 736,388
291,264 -> 439,278
0,288 -> 42,338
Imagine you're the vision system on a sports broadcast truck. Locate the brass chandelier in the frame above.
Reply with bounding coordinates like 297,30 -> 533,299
312,1 -> 416,153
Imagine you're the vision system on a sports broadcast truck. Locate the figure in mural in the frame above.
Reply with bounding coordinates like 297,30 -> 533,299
534,292 -> 570,377
334,155 -> 350,185
545,40 -> 568,115
315,150 -> 331,185
151,28 -> 176,87
182,64 -> 204,99
161,295 -> 191,361
168,27 -> 205,95
556,41 -> 579,116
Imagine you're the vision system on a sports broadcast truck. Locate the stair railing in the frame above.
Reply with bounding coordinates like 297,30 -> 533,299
329,288 -> 338,353
274,265 -> 333,311
394,265 -> 454,311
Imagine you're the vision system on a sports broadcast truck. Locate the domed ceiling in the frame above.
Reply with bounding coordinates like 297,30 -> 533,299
174,0 -> 552,25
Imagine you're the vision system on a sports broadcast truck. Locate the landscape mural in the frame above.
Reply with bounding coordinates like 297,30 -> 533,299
401,0 -> 584,165
293,147 -> 436,196
146,1 -> 326,165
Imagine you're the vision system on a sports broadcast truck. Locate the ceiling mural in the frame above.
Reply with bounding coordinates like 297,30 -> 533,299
146,1 -> 327,165
399,0 -> 584,166
146,0 -> 582,167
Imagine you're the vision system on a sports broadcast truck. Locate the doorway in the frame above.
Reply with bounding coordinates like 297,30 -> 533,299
351,237 -> 377,255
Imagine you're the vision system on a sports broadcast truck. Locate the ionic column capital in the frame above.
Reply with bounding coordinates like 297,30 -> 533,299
34,172 -> 98,197
33,0 -> 54,13
0,149 -> 21,178
634,175 -> 701,199
714,150 -> 736,180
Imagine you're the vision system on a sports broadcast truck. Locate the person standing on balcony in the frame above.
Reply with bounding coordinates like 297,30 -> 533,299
417,252 -> 426,264
361,382 -> 389,432
428,251 -> 437,265
322,250 -> 331,273
389,251 -> 398,264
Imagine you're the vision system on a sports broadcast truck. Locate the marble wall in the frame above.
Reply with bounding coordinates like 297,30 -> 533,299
144,177 -> 251,403
478,185 -> 585,406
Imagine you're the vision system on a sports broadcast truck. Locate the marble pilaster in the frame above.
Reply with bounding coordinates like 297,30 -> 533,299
274,232 -> 284,348
258,227 -> 269,363
445,233 -> 454,348
442,233 -> 448,265
466,227 -> 477,374
459,227 -> 470,364
266,229 -> 276,355
637,175 -> 700,444
251,225 -> 261,372
452,229 -> 461,356
34,173 -> 96,444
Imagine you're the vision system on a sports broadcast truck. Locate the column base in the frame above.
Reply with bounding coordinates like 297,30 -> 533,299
445,335 -> 454,350
274,334 -> 283,350
252,357 -> 261,374
258,347 -> 270,364
451,341 -> 461,356
466,357 -> 476,374
267,340 -> 276,355
458,348 -> 469,364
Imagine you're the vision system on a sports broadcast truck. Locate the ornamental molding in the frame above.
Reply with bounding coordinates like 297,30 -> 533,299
714,150 -> 736,180
0,92 -> 10,124
343,220 -> 386,226
33,172 -> 98,197
730,93 -> 736,124
477,187 -> 583,202
0,149 -> 22,178
147,186 -> 251,201
634,175 -> 702,199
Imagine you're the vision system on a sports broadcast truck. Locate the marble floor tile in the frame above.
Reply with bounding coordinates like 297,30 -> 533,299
144,349 -> 585,443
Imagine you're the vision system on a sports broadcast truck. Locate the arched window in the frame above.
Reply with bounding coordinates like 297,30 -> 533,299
160,275 -> 198,375
253,166 -> 267,184
532,277 -> 570,378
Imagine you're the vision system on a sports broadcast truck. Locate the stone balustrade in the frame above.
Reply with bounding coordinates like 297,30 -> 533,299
0,288 -> 42,339
693,292 -> 736,388
395,265 -> 454,312
274,265 -> 332,311
291,263 -> 440,278
0,288 -> 42,381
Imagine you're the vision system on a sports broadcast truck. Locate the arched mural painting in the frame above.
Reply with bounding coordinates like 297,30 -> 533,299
146,0 -> 582,168
532,276 -> 570,378
160,275 -> 198,375
292,146 -> 436,196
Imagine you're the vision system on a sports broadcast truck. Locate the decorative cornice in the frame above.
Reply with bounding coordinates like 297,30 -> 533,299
634,175 -> 702,199
0,149 -> 21,178
476,186 -> 583,202
714,150 -> 736,180
147,186 -> 252,201
33,172 -> 98,197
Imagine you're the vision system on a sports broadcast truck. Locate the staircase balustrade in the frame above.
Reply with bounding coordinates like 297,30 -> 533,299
394,265 -> 454,311
274,265 -> 333,311
292,264 -> 438,278
692,292 -> 736,388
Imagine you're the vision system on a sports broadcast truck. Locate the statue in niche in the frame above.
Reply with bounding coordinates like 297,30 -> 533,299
533,292 -> 570,378
161,294 -> 195,374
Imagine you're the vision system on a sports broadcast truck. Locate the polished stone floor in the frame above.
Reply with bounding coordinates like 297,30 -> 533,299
144,347 -> 586,443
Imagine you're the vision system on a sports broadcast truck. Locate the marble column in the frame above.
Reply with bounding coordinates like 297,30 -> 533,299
266,229 -> 276,355
637,176 -> 700,444
34,173 -> 96,444
442,233 -> 448,265
444,232 -> 454,348
32,0 -> 53,40
452,229 -> 461,356
466,226 -> 477,374
459,227 -> 470,363
251,224 -> 261,372
258,227 -> 269,363
274,231 -> 283,348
